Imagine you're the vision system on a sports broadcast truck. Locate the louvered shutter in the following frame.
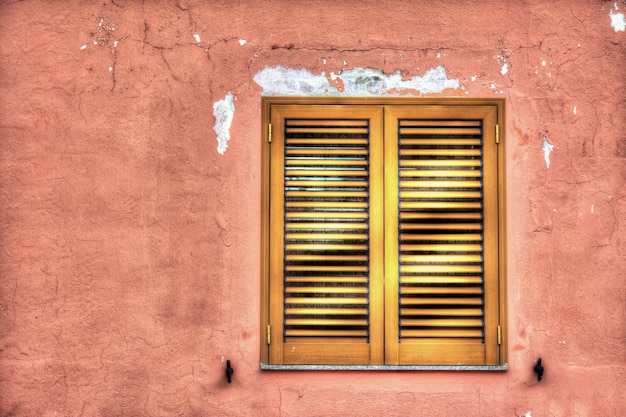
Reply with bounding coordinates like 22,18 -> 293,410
384,106 -> 500,365
268,106 -> 384,365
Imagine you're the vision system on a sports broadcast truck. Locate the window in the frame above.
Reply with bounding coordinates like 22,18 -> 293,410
261,98 -> 507,369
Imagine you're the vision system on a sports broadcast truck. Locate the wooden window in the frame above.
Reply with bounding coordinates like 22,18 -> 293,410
261,98 -> 507,368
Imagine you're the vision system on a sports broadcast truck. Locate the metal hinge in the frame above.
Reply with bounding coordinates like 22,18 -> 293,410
268,123 -> 272,143
267,325 -> 271,345
495,124 -> 500,144
497,325 -> 502,345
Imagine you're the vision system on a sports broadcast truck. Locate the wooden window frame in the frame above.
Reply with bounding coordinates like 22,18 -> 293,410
261,97 -> 507,370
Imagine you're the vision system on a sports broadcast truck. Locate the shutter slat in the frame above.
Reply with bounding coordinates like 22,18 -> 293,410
287,119 -> 369,127
400,128 -> 482,135
286,233 -> 367,241
286,222 -> 368,230
286,138 -> 368,145
402,244 -> 483,252
400,180 -> 482,188
400,190 -> 482,199
400,275 -> 483,285
286,148 -> 368,156
400,138 -> 482,146
285,169 -> 367,177
400,297 -> 483,306
286,191 -> 368,198
286,127 -> 369,134
400,254 -> 483,263
399,168 -> 482,176
286,265 -> 368,272
401,287 -> 483,295
400,149 -> 482,157
287,180 -> 368,187
401,329 -> 484,338
400,201 -> 482,210
286,287 -> 369,294
286,254 -> 368,262
400,120 -> 481,127
286,307 -> 368,315
400,212 -> 482,220
286,276 -> 368,284
286,297 -> 369,305
400,160 -> 482,168
400,233 -> 483,241
400,265 -> 483,273
285,329 -> 368,337
286,319 -> 369,326
286,212 -> 368,219
286,159 -> 368,167
401,307 -> 484,316
402,318 -> 483,327
400,223 -> 482,231
286,201 -> 368,209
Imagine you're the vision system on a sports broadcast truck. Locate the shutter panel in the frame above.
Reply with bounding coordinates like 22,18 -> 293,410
384,106 -> 500,365
269,106 -> 384,365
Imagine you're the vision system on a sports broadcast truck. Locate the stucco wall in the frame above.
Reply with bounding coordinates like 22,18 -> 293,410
1,0 -> 624,416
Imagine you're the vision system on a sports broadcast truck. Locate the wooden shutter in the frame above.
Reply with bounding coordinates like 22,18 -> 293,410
384,106 -> 500,365
268,105 -> 384,365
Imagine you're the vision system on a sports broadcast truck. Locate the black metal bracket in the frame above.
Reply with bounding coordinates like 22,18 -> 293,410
533,358 -> 544,381
226,360 -> 234,383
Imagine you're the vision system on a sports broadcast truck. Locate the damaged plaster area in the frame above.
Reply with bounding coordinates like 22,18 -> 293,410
610,2 -> 626,32
213,93 -> 235,155
542,136 -> 555,168
253,66 -> 459,96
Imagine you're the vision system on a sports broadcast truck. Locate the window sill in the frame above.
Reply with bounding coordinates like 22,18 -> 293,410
260,363 -> 509,371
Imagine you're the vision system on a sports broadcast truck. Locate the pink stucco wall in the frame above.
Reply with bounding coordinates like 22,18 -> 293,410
1,1 -> 624,416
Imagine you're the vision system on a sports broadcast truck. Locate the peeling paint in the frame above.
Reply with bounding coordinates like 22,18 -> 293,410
542,136 -> 554,168
253,66 -> 459,96
239,39 -> 247,46
609,5 -> 625,32
500,62 -> 509,75
193,34 -> 201,43
213,93 -> 235,155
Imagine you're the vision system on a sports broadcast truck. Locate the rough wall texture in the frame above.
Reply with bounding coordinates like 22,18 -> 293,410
0,0 -> 625,416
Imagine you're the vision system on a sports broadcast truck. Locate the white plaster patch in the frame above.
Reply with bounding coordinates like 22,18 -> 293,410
525,412 -> 532,417
500,62 -> 509,75
253,66 -> 459,96
609,6 -> 626,32
80,44 -> 87,50
542,136 -> 554,168
193,34 -> 201,43
239,39 -> 247,46
213,93 -> 235,155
